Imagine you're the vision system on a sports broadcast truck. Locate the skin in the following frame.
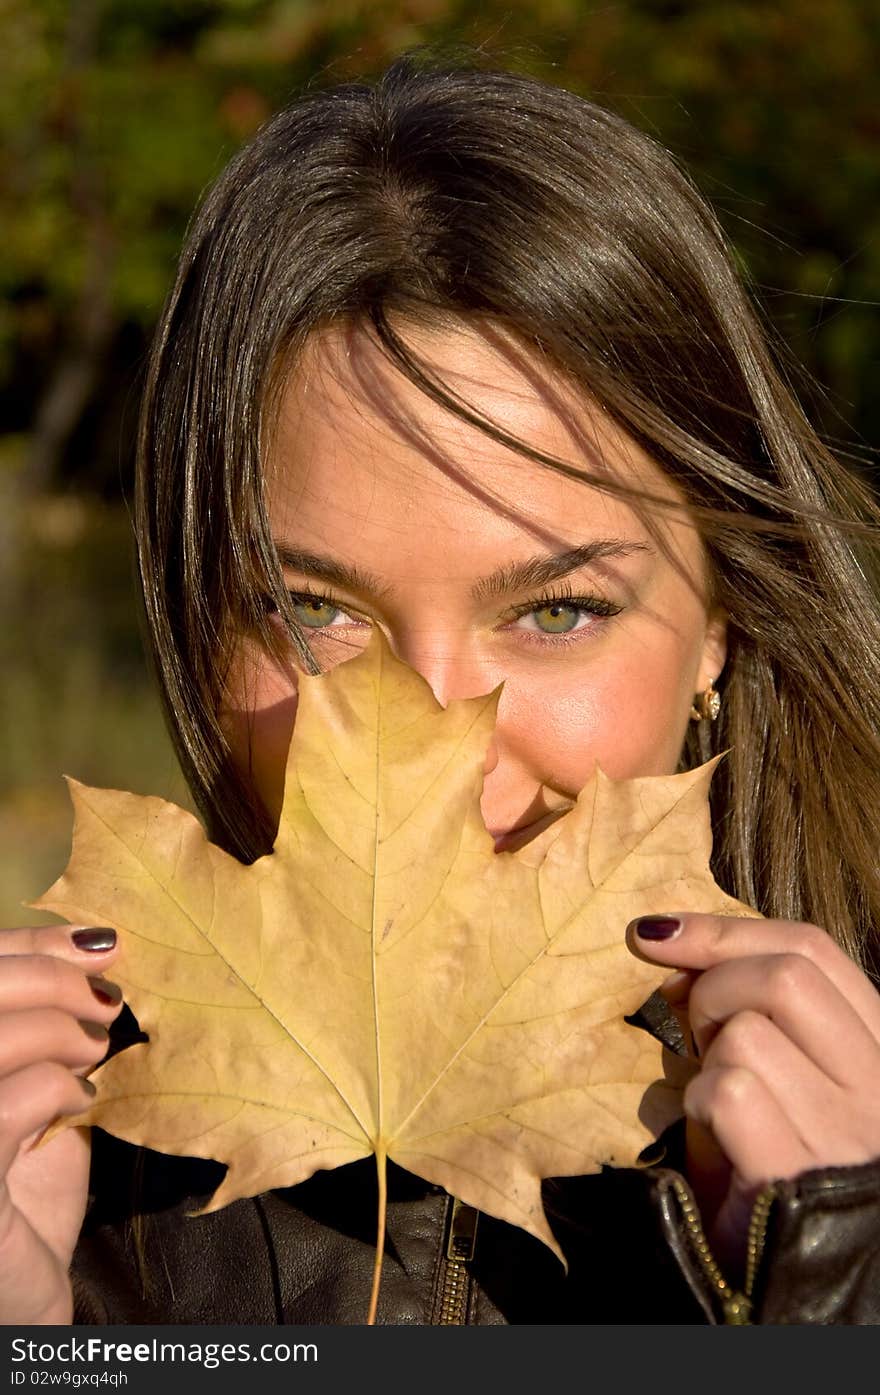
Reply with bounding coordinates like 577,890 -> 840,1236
225,319 -> 728,841
0,926 -> 122,1322
2,318 -> 879,1322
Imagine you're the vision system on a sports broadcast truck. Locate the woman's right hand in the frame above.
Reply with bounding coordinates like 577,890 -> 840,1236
0,923 -> 122,1324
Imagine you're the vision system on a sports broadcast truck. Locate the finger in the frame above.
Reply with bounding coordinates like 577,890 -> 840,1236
705,1008 -> 880,1170
0,923 -> 118,965
684,1061 -> 813,1187
686,954 -> 880,1085
701,1009 -> 846,1156
658,969 -> 698,1006
0,1064 -> 96,1176
0,954 -> 123,1022
0,1009 -> 110,1078
627,914 -> 880,1040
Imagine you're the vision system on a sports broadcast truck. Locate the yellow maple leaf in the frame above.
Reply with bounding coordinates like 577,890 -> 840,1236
34,631 -> 754,1320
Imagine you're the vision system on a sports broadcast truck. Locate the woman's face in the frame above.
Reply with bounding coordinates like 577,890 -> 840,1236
223,319 -> 726,850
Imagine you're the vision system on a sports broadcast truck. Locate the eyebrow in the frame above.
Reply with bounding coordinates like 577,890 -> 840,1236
274,539 -> 650,602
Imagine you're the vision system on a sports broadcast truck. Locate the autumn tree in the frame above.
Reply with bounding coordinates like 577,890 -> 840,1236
1,0 -> 877,495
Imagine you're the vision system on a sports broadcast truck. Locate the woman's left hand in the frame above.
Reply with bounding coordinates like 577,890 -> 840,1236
626,913 -> 880,1283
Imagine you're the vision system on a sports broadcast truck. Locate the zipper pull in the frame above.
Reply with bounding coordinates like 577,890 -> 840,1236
722,1294 -> 753,1324
447,1197 -> 479,1261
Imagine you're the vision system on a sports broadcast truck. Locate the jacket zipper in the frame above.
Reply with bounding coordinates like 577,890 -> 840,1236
669,1175 -> 776,1324
434,1198 -> 479,1325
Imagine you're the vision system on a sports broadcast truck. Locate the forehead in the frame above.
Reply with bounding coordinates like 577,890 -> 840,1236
265,319 -> 690,560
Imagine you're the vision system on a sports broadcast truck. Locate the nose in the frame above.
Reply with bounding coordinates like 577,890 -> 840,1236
387,631 -> 501,775
389,631 -> 495,706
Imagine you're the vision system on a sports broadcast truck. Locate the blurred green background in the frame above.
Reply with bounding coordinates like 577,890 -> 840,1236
2,0 -> 878,925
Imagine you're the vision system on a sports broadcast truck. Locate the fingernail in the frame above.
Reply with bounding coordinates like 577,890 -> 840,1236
81,1021 -> 110,1041
88,976 -> 122,1005
630,916 -> 682,941
72,928 -> 117,952
80,1078 -> 97,1097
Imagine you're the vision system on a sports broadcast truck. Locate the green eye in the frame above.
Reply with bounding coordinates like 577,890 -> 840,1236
532,603 -> 581,633
293,597 -> 341,628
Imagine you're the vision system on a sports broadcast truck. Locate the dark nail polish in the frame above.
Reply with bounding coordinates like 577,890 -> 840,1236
81,1020 -> 110,1041
631,916 -> 682,941
80,1078 -> 97,1097
72,928 -> 117,952
88,976 -> 122,1006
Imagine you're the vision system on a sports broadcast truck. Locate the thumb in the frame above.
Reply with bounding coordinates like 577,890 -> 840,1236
625,915 -> 684,965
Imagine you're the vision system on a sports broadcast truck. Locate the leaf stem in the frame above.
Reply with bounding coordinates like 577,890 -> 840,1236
367,1147 -> 388,1326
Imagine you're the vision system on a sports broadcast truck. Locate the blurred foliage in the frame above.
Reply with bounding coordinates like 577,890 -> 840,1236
1,0 -> 877,489
0,1 -> 878,923
0,464 -> 193,924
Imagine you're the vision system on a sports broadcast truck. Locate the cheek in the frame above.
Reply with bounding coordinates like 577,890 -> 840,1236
496,642 -> 695,796
222,608 -> 704,827
221,643 -> 298,825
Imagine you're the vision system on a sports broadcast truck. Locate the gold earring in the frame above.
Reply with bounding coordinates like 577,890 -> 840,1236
690,680 -> 721,722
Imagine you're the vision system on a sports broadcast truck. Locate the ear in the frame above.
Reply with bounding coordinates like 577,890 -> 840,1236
696,609 -> 727,690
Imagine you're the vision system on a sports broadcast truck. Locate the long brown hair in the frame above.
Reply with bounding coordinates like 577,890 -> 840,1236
135,43 -> 880,974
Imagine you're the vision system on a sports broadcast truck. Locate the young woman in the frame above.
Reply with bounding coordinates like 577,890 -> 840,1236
4,47 -> 880,1326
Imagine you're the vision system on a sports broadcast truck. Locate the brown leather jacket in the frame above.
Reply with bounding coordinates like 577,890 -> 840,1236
71,999 -> 880,1326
